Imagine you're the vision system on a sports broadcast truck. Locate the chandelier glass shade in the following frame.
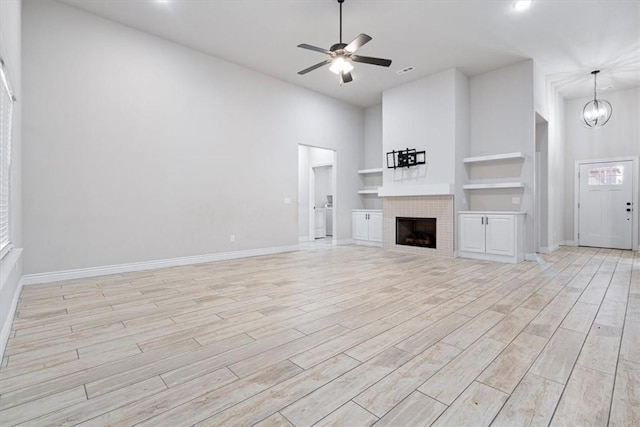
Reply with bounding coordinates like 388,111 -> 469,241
581,70 -> 612,128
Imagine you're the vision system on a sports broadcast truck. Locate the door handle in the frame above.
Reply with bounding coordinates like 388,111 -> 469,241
485,216 -> 489,224
481,217 -> 484,225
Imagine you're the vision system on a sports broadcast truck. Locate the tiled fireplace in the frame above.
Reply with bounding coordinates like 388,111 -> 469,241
383,195 -> 454,257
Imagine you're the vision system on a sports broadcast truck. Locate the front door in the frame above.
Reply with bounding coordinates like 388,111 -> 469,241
578,160 -> 633,249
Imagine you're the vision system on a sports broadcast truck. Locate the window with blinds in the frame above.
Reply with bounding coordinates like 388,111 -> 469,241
0,58 -> 14,259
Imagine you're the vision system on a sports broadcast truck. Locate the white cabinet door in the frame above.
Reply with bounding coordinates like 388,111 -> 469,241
368,212 -> 383,242
459,214 -> 485,253
315,209 -> 326,238
352,212 -> 369,241
485,214 -> 514,256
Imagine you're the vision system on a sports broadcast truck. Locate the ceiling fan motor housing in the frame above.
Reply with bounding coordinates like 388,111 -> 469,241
330,43 -> 348,53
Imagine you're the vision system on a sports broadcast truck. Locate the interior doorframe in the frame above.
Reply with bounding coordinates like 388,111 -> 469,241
534,113 -> 549,254
574,156 -> 639,250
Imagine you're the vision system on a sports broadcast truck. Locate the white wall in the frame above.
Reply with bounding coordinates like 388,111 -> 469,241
382,69 -> 457,188
364,104 -> 383,169
546,85 -> 566,249
23,0 -> 364,274
534,61 -> 548,121
0,0 -> 23,357
454,70 -> 470,217
362,104 -> 383,210
309,146 -> 334,165
469,60 -> 535,255
297,145 -> 309,239
563,87 -> 640,244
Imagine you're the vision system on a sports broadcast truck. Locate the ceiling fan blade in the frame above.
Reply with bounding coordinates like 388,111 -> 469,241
341,71 -> 353,84
298,59 -> 332,75
345,33 -> 372,53
298,43 -> 332,55
351,55 -> 392,67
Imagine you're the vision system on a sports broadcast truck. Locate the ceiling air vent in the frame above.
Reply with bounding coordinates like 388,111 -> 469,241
396,66 -> 415,75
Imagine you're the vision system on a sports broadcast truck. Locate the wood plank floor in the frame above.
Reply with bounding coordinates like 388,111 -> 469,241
1,245 -> 638,426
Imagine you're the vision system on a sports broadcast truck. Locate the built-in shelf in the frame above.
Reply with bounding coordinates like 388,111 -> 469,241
463,182 -> 524,190
463,152 -> 524,163
358,168 -> 383,196
358,168 -> 383,174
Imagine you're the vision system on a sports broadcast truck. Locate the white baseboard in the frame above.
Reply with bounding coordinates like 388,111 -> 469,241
1,248 -> 23,359
525,253 -> 538,261
562,240 -> 577,247
22,245 -> 299,286
335,239 -> 353,246
0,278 -> 22,359
352,240 -> 383,248
538,243 -> 561,254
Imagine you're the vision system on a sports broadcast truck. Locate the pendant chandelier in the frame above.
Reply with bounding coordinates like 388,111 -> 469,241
581,70 -> 612,128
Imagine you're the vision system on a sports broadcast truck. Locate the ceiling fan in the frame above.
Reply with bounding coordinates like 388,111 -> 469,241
297,0 -> 392,84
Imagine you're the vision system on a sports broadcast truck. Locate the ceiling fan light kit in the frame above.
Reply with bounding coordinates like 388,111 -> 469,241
297,0 -> 392,85
329,56 -> 354,75
581,70 -> 613,128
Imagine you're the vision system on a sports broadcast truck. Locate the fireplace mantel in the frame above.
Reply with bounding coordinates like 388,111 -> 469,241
378,183 -> 454,197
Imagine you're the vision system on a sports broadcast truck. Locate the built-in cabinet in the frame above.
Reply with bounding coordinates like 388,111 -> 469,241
458,211 -> 525,263
352,209 -> 383,246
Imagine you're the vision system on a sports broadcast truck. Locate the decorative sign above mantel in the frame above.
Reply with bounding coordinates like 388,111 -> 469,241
387,148 -> 426,169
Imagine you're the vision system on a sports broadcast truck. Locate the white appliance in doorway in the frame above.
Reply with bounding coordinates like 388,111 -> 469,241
577,159 -> 635,249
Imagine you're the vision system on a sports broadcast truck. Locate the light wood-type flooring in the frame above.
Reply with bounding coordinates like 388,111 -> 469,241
0,245 -> 638,426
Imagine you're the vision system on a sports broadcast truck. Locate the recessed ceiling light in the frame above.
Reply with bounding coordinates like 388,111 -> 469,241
513,0 -> 532,11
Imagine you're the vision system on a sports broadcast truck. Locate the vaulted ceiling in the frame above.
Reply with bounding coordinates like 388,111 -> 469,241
59,0 -> 640,108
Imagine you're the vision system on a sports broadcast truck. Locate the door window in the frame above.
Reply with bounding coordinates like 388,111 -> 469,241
587,165 -> 624,186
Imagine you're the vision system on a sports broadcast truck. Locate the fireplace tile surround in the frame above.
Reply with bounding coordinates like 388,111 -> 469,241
383,195 -> 454,257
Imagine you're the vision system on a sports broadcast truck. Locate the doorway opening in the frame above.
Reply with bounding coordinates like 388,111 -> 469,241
298,145 -> 337,246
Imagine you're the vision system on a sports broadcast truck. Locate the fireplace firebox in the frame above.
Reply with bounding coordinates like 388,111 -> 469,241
396,217 -> 436,249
